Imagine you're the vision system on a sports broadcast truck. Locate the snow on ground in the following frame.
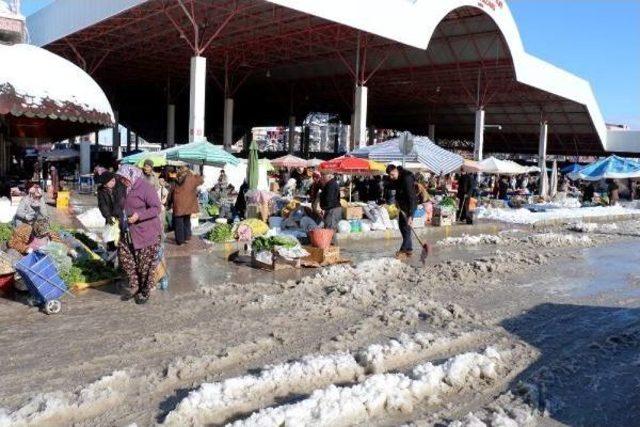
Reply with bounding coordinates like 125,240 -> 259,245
0,371 -> 130,427
475,205 -> 638,225
437,234 -> 502,246
163,330 -> 473,426
229,348 -> 504,427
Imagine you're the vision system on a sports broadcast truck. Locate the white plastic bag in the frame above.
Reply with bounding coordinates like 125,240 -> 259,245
103,222 -> 120,245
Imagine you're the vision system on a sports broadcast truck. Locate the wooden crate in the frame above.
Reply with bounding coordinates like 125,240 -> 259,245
343,206 -> 363,220
303,245 -> 341,265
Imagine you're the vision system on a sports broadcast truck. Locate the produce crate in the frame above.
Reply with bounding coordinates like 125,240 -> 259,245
303,245 -> 341,266
343,206 -> 363,220
56,191 -> 70,208
251,251 -> 301,271
432,216 -> 453,227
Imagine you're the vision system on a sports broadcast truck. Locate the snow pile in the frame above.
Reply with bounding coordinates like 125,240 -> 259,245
524,233 -> 592,247
76,207 -> 106,229
310,258 -> 414,301
568,222 -> 619,234
449,387 -> 544,427
0,44 -> 113,118
162,353 -> 364,426
230,348 -> 503,427
437,234 -> 502,247
568,222 -> 598,233
475,205 -> 637,225
0,371 -> 129,427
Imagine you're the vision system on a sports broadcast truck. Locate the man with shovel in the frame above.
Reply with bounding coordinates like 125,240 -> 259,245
386,165 -> 417,260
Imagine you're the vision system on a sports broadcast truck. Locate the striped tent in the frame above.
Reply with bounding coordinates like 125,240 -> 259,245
351,136 -> 463,175
166,141 -> 239,167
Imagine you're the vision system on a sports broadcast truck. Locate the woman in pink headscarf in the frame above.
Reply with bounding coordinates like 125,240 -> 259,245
116,165 -> 162,305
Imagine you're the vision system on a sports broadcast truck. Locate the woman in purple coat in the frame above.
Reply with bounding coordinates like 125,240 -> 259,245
116,165 -> 162,304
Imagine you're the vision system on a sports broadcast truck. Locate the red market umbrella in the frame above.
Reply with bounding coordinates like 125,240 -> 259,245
319,155 -> 386,175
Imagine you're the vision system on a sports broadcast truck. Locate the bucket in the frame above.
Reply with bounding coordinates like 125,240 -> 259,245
56,191 -> 70,209
268,216 -> 283,229
308,228 -> 334,249
0,273 -> 15,294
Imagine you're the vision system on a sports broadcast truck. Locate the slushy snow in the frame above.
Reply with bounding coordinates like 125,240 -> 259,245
164,331 -> 472,426
230,348 -> 503,427
475,205 -> 637,225
0,371 -> 129,427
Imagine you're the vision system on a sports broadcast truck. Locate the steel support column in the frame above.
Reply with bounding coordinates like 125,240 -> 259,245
353,85 -> 368,149
428,124 -> 436,142
223,98 -> 234,151
112,110 -> 121,159
473,109 -> 485,161
538,121 -> 548,171
80,139 -> 91,175
166,104 -> 176,148
288,115 -> 296,153
189,56 -> 207,142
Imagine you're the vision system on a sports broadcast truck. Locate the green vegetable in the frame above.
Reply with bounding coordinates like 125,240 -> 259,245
61,259 -> 119,286
0,223 -> 13,244
207,223 -> 234,243
251,235 -> 298,252
439,196 -> 457,208
206,204 -> 220,217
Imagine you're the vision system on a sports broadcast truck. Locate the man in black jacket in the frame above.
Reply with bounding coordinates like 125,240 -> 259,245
387,165 -> 417,259
319,173 -> 342,232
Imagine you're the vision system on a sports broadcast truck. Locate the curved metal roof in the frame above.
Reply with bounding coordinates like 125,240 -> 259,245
25,0 -> 627,154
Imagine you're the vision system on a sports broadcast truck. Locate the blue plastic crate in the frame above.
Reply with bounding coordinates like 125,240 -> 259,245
15,252 -> 67,305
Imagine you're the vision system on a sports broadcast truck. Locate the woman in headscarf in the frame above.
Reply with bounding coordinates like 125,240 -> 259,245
116,164 -> 162,304
14,184 -> 47,227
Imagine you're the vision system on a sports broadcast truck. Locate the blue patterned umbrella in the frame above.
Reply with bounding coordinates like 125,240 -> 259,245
568,155 -> 640,181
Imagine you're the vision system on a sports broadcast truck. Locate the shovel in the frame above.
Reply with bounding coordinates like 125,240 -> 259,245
400,210 -> 431,264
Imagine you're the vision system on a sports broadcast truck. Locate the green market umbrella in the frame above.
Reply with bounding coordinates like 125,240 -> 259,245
247,140 -> 259,190
166,141 -> 240,167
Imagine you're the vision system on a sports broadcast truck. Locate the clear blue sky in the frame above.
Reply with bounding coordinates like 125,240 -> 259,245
21,0 -> 640,129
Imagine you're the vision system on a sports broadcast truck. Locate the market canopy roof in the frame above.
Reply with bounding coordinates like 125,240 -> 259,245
27,0 -> 616,155
41,148 -> 79,161
568,155 -> 640,181
0,43 -> 113,139
351,135 -> 463,175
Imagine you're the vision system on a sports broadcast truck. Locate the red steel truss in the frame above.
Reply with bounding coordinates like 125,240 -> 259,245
43,0 -> 603,155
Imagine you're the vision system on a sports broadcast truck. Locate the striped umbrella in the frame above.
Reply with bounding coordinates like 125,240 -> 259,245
166,141 -> 239,167
271,154 -> 307,169
351,136 -> 463,175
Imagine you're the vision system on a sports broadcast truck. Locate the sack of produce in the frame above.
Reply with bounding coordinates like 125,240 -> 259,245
337,220 -> 351,234
206,223 -> 234,243
239,218 -> 269,237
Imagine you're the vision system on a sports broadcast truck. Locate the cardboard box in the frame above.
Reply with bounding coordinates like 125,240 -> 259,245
303,245 -> 341,265
343,206 -> 363,220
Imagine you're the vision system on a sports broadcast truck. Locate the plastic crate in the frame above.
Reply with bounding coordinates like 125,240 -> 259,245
15,252 -> 66,305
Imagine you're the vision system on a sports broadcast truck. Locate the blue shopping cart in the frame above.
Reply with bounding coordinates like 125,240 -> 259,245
15,251 -> 73,315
